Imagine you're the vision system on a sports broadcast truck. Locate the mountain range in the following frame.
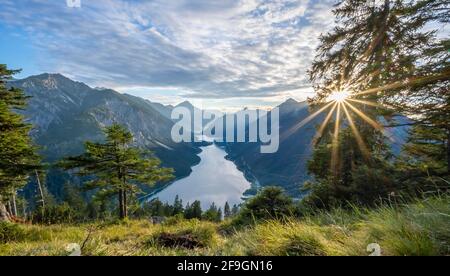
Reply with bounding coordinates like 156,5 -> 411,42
9,74 -> 201,198
8,73 -> 410,198
223,99 -> 410,196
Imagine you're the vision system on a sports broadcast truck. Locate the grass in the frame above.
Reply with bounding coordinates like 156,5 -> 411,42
1,195 -> 448,256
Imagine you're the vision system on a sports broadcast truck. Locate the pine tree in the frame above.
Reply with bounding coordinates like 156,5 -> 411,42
239,187 -> 293,221
395,124 -> 449,193
172,195 -> 184,216
202,202 -> 221,222
162,202 -> 174,216
224,201 -> 231,218
183,202 -> 191,218
231,204 -> 239,216
382,0 -> 450,179
147,198 -> 165,217
184,200 -> 202,219
0,65 -> 40,221
191,201 -> 202,219
62,182 -> 86,218
305,0 -> 431,207
60,124 -> 174,219
217,208 -> 222,222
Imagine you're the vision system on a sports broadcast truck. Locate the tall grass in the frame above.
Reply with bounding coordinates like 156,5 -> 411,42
1,195 -> 448,256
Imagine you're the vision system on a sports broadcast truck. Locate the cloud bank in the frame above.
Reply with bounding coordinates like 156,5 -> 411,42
0,0 -> 334,100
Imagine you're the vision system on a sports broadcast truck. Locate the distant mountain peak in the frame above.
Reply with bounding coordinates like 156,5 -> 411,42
14,73 -> 91,92
279,98 -> 308,108
94,86 -> 109,91
284,98 -> 299,104
276,98 -> 308,115
32,73 -> 70,81
177,100 -> 194,108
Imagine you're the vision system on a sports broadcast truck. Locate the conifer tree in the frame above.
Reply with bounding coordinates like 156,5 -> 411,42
224,201 -> 231,218
382,0 -> 450,179
172,195 -> 184,216
60,124 -> 174,219
62,182 -> 86,219
305,0 -> 434,207
231,204 -> 239,216
0,65 -> 40,221
184,200 -> 202,219
147,198 -> 165,217
191,200 -> 202,219
239,187 -> 293,221
202,202 -> 221,222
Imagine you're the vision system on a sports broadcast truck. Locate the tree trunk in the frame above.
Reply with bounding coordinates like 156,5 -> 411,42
11,194 -> 17,217
0,202 -> 11,222
123,190 -> 128,218
118,189 -> 125,219
35,170 -> 45,210
6,201 -> 12,217
22,200 -> 27,221
447,127 -> 450,174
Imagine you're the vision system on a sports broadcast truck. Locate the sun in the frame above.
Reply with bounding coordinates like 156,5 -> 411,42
328,90 -> 350,103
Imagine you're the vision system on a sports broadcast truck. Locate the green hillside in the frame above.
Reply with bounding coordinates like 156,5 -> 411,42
1,195 -> 448,256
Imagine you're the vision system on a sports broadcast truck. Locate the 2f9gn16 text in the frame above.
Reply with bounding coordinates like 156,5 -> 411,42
221,261 -> 273,271
177,260 -> 273,273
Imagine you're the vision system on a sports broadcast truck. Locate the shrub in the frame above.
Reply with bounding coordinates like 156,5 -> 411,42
32,203 -> 80,224
163,214 -> 185,226
283,233 -> 327,256
234,186 -> 294,225
0,222 -> 25,243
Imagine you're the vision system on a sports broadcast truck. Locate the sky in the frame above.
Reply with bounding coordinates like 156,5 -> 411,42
0,0 -> 336,111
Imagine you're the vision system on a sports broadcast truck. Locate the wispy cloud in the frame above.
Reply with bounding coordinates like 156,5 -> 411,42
0,0 -> 335,101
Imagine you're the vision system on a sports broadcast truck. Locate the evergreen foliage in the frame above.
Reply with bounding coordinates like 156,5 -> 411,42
60,124 -> 174,219
0,65 -> 40,221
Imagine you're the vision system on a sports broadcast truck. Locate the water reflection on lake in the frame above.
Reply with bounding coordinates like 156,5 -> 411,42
150,144 -> 251,210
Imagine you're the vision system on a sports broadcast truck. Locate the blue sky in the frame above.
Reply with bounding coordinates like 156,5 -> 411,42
0,25 -> 40,78
0,0 -> 336,110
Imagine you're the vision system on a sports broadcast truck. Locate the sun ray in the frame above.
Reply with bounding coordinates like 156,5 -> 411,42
353,72 -> 450,97
331,103 -> 341,174
342,103 -> 370,161
347,98 -> 397,111
344,101 -> 384,131
328,90 -> 350,103
347,98 -> 380,107
305,73 -> 448,173
313,102 -> 338,145
282,101 -> 335,140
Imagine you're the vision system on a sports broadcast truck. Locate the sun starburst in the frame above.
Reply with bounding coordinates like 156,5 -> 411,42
328,90 -> 350,103
285,85 -> 391,173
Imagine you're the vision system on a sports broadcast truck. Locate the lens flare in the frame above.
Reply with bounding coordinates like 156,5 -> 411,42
284,80 -> 405,174
328,90 -> 350,103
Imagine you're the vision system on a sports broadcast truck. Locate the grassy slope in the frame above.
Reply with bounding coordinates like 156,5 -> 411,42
1,195 -> 449,256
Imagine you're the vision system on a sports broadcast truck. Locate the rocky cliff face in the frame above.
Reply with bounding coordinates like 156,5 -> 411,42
9,74 -> 200,197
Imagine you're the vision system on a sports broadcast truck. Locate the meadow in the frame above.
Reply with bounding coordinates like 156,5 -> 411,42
1,195 -> 448,256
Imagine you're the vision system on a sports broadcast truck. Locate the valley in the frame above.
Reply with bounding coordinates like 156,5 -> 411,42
149,144 -> 251,210
7,73 -> 410,202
